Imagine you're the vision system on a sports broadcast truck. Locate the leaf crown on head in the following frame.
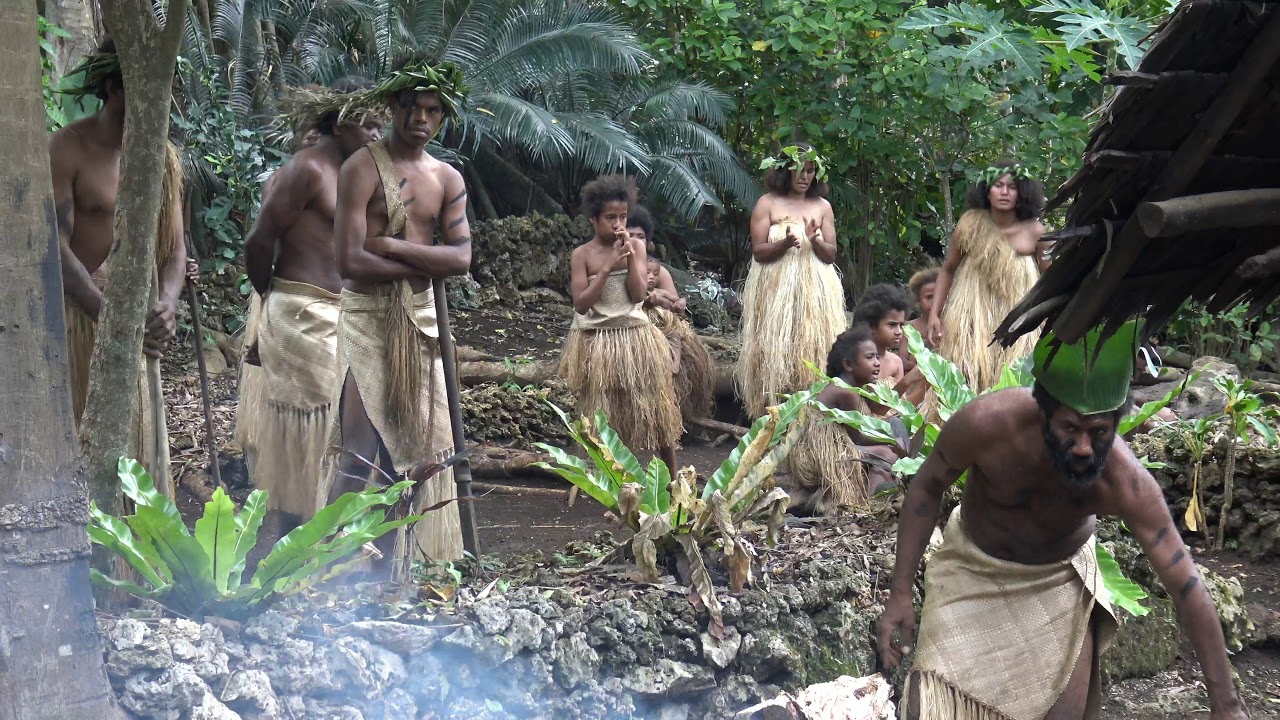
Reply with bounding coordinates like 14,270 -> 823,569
277,86 -> 388,134
365,58 -> 468,117
60,50 -> 122,97
759,145 -> 829,181
979,163 -> 1033,186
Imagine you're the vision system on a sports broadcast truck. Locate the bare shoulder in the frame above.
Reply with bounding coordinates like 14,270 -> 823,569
814,197 -> 834,215
752,193 -> 774,215
950,388 -> 1031,435
339,145 -> 376,176
429,158 -> 464,184
49,118 -> 90,156
1099,437 -> 1163,510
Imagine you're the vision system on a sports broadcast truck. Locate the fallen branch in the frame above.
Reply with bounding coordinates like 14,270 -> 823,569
470,446 -> 556,479
473,482 -> 571,498
689,417 -> 749,438
460,360 -> 557,387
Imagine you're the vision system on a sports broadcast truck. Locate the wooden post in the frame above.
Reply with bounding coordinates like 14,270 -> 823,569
1137,189 -> 1280,237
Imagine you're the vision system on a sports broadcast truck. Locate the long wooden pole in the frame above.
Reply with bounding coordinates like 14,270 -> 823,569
147,265 -> 172,496
432,278 -> 481,556
182,245 -> 224,489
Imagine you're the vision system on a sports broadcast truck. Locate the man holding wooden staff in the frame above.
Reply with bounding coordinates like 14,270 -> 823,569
325,57 -> 472,572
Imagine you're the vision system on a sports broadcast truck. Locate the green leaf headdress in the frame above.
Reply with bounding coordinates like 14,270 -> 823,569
1032,320 -> 1140,415
364,58 -> 468,119
978,162 -> 1033,186
278,85 -> 388,136
759,144 -> 829,181
59,49 -> 121,98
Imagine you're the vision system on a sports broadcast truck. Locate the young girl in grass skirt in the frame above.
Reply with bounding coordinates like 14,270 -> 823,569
559,179 -> 682,472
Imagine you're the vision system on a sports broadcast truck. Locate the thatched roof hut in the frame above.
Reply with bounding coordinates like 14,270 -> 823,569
995,0 -> 1280,346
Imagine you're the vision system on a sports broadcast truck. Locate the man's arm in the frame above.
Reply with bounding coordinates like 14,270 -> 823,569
244,161 -> 316,294
877,401 -> 982,668
49,131 -> 102,318
144,193 -> 187,356
334,153 -> 419,282
1116,448 -> 1246,718
383,168 -> 472,278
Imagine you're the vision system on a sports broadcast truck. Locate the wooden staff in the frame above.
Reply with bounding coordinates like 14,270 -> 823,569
182,245 -> 224,489
432,277 -> 481,556
147,265 -> 171,496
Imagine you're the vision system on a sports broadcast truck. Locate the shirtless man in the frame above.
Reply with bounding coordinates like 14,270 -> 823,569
236,77 -> 381,529
50,40 -> 186,476
328,58 -> 472,567
878,322 -> 1247,720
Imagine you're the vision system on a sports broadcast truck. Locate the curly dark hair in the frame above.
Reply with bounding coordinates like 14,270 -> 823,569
826,325 -> 876,378
580,175 -> 636,219
965,158 -> 1045,220
852,300 -> 906,331
626,204 -> 655,240
859,283 -> 911,314
763,143 -> 827,199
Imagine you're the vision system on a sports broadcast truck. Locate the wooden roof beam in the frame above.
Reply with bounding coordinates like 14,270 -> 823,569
1239,246 -> 1280,279
1137,189 -> 1280,237
1047,6 -> 1280,343
1103,70 -> 1229,88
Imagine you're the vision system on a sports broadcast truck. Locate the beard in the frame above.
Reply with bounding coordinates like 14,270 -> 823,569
1042,422 -> 1114,489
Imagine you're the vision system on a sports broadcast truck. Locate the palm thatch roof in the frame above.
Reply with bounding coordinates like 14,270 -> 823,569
996,0 -> 1280,346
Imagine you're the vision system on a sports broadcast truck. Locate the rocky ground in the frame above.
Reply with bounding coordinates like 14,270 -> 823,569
149,291 -> 1280,719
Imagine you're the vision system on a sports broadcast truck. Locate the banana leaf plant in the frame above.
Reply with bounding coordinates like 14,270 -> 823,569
89,458 -> 419,619
535,383 -> 825,637
1211,376 -> 1279,550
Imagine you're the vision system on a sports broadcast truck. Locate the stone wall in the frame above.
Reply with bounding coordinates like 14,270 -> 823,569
102,525 -> 894,720
1130,432 -> 1280,559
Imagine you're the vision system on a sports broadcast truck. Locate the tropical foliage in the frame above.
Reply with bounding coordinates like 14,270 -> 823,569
534,386 -> 821,635
620,0 -> 1169,290
89,458 -> 417,619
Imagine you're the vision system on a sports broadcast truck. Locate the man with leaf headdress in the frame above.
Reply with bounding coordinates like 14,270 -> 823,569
325,56 -> 471,569
49,38 -> 187,483
736,143 -> 846,418
878,321 -> 1247,720
235,77 -> 383,533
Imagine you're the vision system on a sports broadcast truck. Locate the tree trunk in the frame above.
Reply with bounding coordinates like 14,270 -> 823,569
43,0 -> 100,82
0,6 -> 125,717
473,145 -> 564,216
80,0 -> 189,515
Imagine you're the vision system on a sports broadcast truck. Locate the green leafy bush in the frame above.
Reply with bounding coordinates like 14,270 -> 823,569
1163,303 -> 1279,375
535,385 -> 823,635
89,458 -> 417,619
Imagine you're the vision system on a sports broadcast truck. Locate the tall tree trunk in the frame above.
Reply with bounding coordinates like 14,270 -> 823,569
43,0 -> 100,82
0,5 -> 125,718
80,0 -> 189,515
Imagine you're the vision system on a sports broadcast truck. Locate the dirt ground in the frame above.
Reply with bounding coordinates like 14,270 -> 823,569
162,298 -> 1280,719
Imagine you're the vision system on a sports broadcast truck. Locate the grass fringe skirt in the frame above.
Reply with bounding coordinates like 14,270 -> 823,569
559,323 -> 683,450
